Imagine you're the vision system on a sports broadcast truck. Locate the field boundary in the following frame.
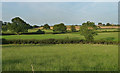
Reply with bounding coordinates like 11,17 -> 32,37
2,39 -> 119,45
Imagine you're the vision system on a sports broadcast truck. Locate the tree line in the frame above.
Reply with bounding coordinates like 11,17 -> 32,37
1,17 -> 117,41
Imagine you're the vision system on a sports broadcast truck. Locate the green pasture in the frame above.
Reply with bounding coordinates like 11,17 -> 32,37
2,44 -> 118,71
28,29 -> 38,32
28,29 -> 53,33
2,32 -> 118,41
96,28 -> 119,32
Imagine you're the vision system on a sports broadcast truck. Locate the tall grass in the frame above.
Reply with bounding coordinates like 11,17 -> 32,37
2,44 -> 118,71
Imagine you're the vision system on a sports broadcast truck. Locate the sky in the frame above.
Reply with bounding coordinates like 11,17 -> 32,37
1,0 -> 120,2
2,2 -> 118,26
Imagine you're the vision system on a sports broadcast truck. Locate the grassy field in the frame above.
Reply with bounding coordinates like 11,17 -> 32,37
2,32 -> 118,41
28,29 -> 53,33
2,44 -> 118,71
96,28 -> 119,32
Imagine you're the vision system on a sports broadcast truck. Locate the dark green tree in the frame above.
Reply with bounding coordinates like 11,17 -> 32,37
80,21 -> 97,42
33,25 -> 39,28
71,25 -> 76,32
43,24 -> 50,29
36,29 -> 45,34
2,25 -> 7,32
53,23 -> 67,33
1,21 -> 7,32
98,22 -> 102,26
103,24 -> 105,26
8,17 -> 31,34
106,23 -> 111,26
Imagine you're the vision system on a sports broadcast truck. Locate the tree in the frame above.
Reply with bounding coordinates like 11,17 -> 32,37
71,25 -> 76,32
33,25 -> 39,28
8,17 -> 31,34
98,22 -> 103,26
2,25 -> 7,32
36,29 -> 45,34
43,24 -> 50,29
106,23 -> 111,26
80,21 -> 97,42
103,24 -> 105,26
53,23 -> 67,33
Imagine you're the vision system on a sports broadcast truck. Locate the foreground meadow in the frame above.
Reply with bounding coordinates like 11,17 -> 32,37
2,44 -> 118,71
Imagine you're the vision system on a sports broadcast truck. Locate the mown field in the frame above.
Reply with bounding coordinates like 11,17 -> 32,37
2,32 -> 118,42
2,44 -> 118,71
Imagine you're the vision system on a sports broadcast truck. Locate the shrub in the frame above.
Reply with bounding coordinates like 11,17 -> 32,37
71,25 -> 76,32
53,23 -> 67,33
43,24 -> 50,29
2,39 -> 119,45
36,29 -> 45,34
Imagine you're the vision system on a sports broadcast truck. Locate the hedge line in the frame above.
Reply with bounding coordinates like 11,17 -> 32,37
2,39 -> 119,45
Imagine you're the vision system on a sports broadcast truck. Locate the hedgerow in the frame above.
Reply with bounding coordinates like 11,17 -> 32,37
2,38 -> 119,45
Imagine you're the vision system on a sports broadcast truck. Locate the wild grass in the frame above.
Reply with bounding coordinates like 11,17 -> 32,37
2,44 -> 118,71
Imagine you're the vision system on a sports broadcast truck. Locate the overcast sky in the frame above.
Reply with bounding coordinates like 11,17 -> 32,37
2,2 -> 118,25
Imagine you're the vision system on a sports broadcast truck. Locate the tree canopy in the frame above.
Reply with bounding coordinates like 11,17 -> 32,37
53,23 -> 67,33
71,25 -> 76,32
3,17 -> 32,34
80,21 -> 97,42
43,24 -> 50,29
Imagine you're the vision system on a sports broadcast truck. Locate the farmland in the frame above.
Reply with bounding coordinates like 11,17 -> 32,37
1,2 -> 119,72
2,44 -> 118,71
2,32 -> 118,42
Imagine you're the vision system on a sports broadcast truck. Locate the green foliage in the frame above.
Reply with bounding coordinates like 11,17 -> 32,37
80,21 -> 97,42
7,17 -> 32,34
43,24 -> 50,29
2,38 -> 118,44
53,23 -> 67,33
71,25 -> 76,32
33,25 -> 39,28
106,23 -> 111,26
36,29 -> 45,34
98,22 -> 103,26
2,25 -> 7,32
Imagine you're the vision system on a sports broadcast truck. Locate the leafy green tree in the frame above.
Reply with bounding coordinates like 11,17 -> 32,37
106,23 -> 111,26
43,24 -> 50,29
33,25 -> 39,28
2,25 -> 7,32
71,25 -> 76,32
82,21 -> 97,29
53,23 -> 67,33
80,21 -> 97,42
8,17 -> 31,34
103,24 -> 105,26
1,21 -> 7,32
98,22 -> 102,26
36,29 -> 45,34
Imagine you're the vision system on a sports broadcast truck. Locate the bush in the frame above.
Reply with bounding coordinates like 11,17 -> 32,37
2,39 -> 119,45
71,25 -> 76,32
36,29 -> 45,34
43,24 -> 50,29
53,23 -> 67,33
